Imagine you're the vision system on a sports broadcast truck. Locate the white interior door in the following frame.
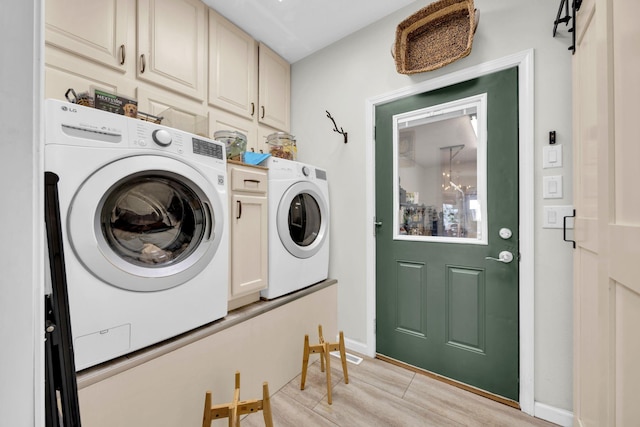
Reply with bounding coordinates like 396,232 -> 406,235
573,0 -> 640,425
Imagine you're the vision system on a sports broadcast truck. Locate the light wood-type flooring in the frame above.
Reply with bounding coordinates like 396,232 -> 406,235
239,352 -> 558,427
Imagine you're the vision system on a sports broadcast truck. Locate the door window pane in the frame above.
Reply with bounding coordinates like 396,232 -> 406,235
393,94 -> 487,244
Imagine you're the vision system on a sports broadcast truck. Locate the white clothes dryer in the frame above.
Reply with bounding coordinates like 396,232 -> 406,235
44,99 -> 229,370
261,157 -> 330,299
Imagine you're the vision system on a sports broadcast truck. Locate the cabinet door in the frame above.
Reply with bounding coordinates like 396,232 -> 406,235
45,0 -> 128,71
208,10 -> 258,120
257,124 -> 280,155
230,193 -> 268,297
137,0 -> 206,101
209,109 -> 258,153
45,62 -> 121,101
258,43 -> 291,131
137,88 -> 208,135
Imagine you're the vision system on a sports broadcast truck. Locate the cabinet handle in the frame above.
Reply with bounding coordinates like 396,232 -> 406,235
140,54 -> 146,73
244,179 -> 261,184
119,44 -> 126,65
236,200 -> 242,220
563,209 -> 576,249
251,102 -> 255,117
261,106 -> 265,119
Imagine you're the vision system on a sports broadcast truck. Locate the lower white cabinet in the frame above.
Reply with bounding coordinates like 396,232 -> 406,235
227,162 -> 268,307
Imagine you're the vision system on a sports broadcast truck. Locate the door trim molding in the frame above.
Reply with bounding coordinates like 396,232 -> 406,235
365,49 -> 535,415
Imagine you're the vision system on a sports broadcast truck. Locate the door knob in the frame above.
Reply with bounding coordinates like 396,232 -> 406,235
485,251 -> 514,263
499,228 -> 512,239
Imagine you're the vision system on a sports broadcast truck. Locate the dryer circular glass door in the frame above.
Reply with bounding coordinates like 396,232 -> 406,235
68,155 -> 225,292
277,181 -> 329,259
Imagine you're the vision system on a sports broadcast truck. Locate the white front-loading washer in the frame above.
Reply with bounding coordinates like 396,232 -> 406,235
44,99 -> 229,370
261,157 -> 330,299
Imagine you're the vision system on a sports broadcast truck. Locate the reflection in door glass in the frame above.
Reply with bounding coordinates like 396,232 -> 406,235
288,193 -> 321,247
394,95 -> 487,244
101,175 -> 206,267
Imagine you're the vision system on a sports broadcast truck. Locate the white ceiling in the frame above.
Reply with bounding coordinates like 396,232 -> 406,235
202,0 -> 418,63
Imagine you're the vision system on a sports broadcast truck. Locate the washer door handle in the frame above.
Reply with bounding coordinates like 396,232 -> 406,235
204,201 -> 213,240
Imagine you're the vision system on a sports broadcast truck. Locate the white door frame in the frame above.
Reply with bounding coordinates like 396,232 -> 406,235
364,49 -> 535,414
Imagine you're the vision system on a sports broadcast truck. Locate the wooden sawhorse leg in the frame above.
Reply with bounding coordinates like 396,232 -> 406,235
300,325 -> 349,405
202,371 -> 273,427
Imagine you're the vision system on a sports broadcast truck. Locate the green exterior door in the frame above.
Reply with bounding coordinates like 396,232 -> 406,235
375,68 -> 519,401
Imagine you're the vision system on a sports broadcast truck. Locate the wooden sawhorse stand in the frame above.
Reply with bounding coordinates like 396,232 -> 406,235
202,371 -> 273,427
300,325 -> 349,404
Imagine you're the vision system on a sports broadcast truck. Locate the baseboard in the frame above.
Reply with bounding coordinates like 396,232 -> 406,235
343,337 -> 373,357
534,402 -> 573,427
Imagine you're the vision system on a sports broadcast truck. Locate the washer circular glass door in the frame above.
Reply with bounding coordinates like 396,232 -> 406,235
102,175 -> 204,268
68,155 -> 224,292
276,181 -> 329,259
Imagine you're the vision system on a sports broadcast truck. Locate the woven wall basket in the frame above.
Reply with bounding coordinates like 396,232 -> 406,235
394,0 -> 477,74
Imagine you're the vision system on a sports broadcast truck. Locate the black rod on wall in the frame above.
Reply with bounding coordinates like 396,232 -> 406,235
326,110 -> 348,144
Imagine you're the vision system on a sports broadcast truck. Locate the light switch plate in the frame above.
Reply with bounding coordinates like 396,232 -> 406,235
543,175 -> 563,199
543,205 -> 574,228
543,144 -> 563,168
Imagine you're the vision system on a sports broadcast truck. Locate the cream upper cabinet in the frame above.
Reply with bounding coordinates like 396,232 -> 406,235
258,42 -> 291,131
208,10 -> 258,120
137,0 -> 207,101
227,164 -> 268,302
45,0 -> 129,71
208,12 -> 291,133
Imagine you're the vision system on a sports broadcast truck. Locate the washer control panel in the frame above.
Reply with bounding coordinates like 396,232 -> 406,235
45,99 -> 226,166
130,120 -> 224,160
192,137 -> 224,160
130,120 -> 184,153
152,129 -> 172,147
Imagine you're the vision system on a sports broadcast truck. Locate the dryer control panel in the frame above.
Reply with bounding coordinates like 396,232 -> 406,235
267,157 -> 328,183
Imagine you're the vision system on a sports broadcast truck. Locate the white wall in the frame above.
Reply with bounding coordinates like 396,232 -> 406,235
0,0 -> 44,426
291,0 -> 573,416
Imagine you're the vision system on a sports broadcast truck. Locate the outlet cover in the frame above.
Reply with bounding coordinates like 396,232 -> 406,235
543,206 -> 574,229
543,175 -> 563,199
543,144 -> 563,168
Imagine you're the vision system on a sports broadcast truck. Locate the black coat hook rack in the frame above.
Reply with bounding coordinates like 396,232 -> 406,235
326,110 -> 348,144
553,0 -> 582,54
